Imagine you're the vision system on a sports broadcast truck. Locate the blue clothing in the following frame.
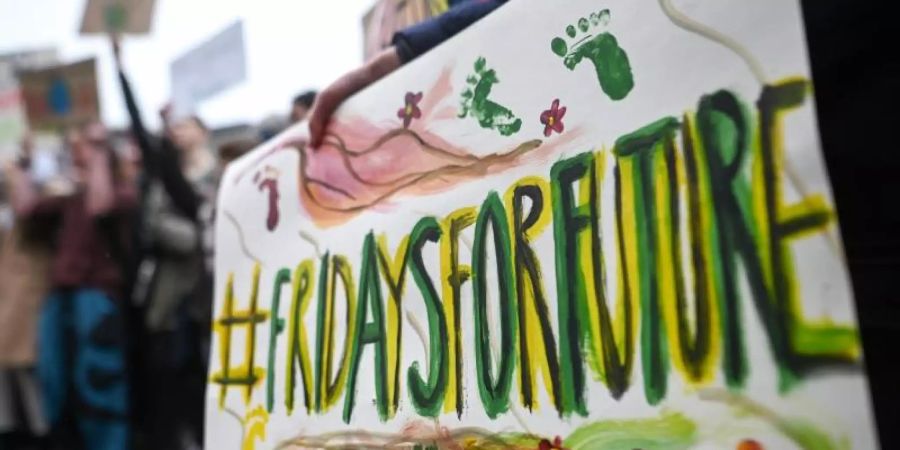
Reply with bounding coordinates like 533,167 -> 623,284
392,0 -> 509,63
38,289 -> 129,450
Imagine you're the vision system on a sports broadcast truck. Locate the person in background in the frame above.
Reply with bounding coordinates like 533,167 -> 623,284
257,114 -> 287,142
6,122 -> 135,450
307,0 -> 508,147
289,90 -> 317,124
167,113 -> 217,188
112,36 -> 214,450
216,138 -> 258,183
193,136 -> 259,332
0,136 -> 54,450
194,137 -> 258,348
115,137 -> 143,189
17,133 -> 62,188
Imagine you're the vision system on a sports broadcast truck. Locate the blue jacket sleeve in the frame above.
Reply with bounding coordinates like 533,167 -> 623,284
392,0 -> 508,63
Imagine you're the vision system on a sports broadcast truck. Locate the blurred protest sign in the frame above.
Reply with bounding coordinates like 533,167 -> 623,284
170,20 -> 246,118
19,59 -> 100,132
0,87 -> 25,161
362,0 -> 448,60
0,49 -> 58,160
0,48 -> 58,77
80,0 -> 157,35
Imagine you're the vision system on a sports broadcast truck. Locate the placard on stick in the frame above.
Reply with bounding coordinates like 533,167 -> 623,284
18,59 -> 99,131
80,0 -> 156,35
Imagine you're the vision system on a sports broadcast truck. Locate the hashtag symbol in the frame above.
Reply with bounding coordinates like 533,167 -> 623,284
211,264 -> 270,407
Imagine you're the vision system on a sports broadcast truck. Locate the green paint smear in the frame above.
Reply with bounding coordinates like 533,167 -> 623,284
564,412 -> 697,450
778,419 -> 849,450
793,324 -> 858,356
704,390 -> 850,450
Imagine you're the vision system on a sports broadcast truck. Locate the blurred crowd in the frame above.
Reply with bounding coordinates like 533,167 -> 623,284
0,1 -> 507,449
0,35 -> 316,450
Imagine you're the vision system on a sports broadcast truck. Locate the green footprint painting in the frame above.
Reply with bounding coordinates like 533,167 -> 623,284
551,9 -> 635,100
459,57 -> 523,136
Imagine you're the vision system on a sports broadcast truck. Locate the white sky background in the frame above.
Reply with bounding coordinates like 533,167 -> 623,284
0,0 -> 373,130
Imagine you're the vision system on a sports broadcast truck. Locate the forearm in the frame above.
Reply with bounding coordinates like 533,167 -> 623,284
308,47 -> 401,147
85,157 -> 116,216
119,70 -> 147,137
118,69 -> 161,176
341,47 -> 402,103
158,137 -> 202,218
366,46 -> 403,84
7,166 -> 38,216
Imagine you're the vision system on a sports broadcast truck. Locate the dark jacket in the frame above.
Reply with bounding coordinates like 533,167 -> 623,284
117,70 -> 213,328
392,0 -> 509,63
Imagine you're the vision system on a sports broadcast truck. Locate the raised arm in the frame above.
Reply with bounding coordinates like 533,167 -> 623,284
112,35 -> 202,219
84,145 -> 135,217
5,160 -> 40,217
157,136 -> 204,219
112,34 -> 161,177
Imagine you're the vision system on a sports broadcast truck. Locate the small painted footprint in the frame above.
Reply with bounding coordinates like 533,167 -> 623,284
253,166 -> 281,232
550,9 -> 635,101
459,57 -> 522,136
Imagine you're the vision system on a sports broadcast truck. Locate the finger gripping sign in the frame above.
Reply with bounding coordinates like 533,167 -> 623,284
207,0 -> 879,448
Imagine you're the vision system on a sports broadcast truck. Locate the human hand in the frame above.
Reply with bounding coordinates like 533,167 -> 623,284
19,132 -> 34,161
159,102 -> 173,127
1,160 -> 21,179
44,179 -> 75,198
308,46 -> 402,148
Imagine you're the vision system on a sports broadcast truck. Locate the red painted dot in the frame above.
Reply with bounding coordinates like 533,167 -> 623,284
737,439 -> 763,450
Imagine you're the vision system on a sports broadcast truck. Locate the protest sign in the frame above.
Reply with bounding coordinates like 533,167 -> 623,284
80,0 -> 157,35
0,48 -> 58,77
0,49 -> 58,160
170,21 -> 247,118
362,0 -> 448,60
207,0 -> 878,448
18,59 -> 99,132
0,88 -> 25,161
